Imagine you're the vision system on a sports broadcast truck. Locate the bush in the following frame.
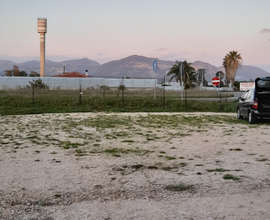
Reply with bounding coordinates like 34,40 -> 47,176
118,85 -> 127,90
97,85 -> 110,91
29,79 -> 49,89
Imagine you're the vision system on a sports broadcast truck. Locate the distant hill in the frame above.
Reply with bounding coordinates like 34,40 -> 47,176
0,58 -> 100,76
233,65 -> 270,81
191,61 -> 224,81
0,55 -> 269,81
93,55 -> 175,79
0,60 -> 15,73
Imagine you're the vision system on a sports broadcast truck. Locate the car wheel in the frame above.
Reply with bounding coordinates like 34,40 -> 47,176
237,109 -> 243,119
248,111 -> 256,124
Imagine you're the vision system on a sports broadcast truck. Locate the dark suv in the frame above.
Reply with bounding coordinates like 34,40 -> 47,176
237,77 -> 270,124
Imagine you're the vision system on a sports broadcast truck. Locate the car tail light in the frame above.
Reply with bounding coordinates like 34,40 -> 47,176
252,100 -> 258,109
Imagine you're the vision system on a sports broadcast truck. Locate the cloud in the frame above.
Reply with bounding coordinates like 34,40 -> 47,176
154,50 -> 195,61
157,52 -> 185,61
156,48 -> 166,51
260,29 -> 270,34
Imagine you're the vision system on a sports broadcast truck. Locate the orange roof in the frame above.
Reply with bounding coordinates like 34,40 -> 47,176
53,71 -> 89,78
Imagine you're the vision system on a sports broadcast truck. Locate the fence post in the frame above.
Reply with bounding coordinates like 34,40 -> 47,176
122,78 -> 124,104
79,80 -> 82,105
32,84 -> 34,105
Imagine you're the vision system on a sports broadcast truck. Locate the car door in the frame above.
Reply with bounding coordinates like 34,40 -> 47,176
242,90 -> 253,117
238,90 -> 248,117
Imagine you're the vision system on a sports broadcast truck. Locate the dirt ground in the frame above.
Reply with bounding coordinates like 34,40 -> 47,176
0,112 -> 269,220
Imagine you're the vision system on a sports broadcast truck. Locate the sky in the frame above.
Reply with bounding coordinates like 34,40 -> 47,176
1,0 -> 270,71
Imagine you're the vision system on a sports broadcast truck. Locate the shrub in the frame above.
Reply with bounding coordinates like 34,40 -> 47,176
29,79 -> 49,89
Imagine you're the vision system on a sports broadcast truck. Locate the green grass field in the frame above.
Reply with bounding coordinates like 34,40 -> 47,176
0,87 -> 237,115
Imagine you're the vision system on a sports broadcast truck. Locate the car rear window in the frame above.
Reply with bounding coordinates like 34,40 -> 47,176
256,79 -> 270,92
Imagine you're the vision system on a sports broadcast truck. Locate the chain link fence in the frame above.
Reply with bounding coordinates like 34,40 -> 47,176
0,77 -> 166,108
0,77 -> 237,113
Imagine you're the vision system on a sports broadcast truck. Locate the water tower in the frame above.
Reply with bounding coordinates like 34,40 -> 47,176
37,18 -> 47,77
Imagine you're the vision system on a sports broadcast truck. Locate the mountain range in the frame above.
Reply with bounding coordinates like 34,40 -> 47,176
0,55 -> 269,82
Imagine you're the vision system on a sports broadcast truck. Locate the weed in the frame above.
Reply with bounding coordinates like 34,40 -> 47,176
165,183 -> 193,191
196,129 -> 208,132
179,162 -> 187,167
207,168 -> 230,172
54,194 -> 61,198
59,141 -> 82,149
147,165 -> 158,169
122,140 -> 134,143
71,143 -> 80,148
230,148 -> 242,151
165,156 -> 176,160
136,132 -> 144,135
105,148 -> 120,154
90,150 -> 101,154
104,147 -> 150,156
256,158 -> 268,162
162,166 -> 174,171
131,164 -> 143,170
223,174 -> 240,181
75,149 -> 83,154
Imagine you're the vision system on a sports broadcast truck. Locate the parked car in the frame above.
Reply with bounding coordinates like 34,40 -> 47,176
237,77 -> 270,124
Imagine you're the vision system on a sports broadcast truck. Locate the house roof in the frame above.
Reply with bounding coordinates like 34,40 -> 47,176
53,72 -> 89,78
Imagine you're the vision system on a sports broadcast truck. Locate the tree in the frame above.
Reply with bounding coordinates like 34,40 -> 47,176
4,66 -> 27,76
19,71 -> 28,77
4,70 -> 12,76
167,60 -> 196,89
234,81 -> 240,91
29,71 -> 40,77
13,65 -> 20,76
223,51 -> 242,87
167,60 -> 196,109
29,79 -> 49,89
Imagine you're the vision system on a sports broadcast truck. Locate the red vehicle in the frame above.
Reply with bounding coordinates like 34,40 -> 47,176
237,77 -> 270,124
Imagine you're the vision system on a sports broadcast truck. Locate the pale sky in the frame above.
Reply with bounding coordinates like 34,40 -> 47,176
1,0 -> 270,71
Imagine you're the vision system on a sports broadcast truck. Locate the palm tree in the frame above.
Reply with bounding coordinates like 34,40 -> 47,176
223,51 -> 242,87
167,60 -> 196,89
167,60 -> 196,109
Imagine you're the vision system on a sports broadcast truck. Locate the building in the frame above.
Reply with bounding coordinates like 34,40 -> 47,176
53,72 -> 90,78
